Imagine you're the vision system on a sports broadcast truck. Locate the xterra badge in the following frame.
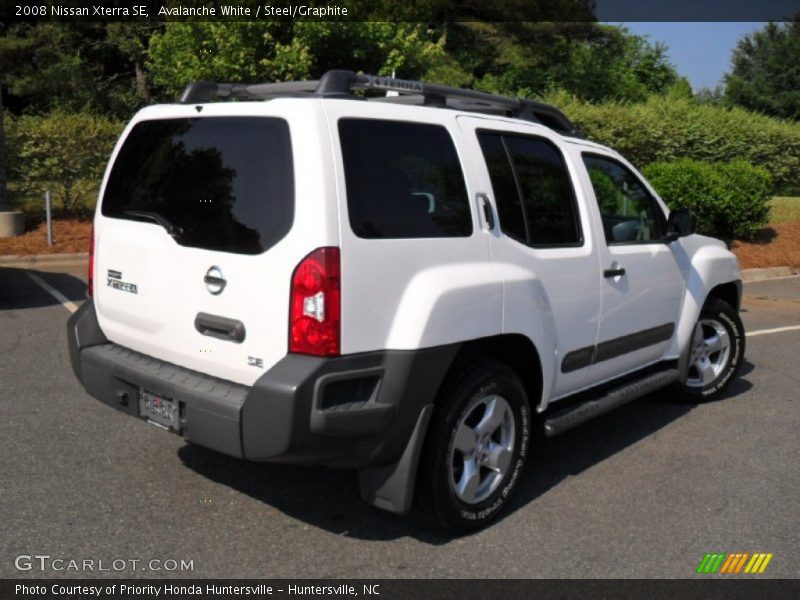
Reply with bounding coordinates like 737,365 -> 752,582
107,269 -> 138,294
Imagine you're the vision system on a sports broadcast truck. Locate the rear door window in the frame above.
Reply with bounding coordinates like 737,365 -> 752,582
338,119 -> 472,239
477,131 -> 583,247
102,117 -> 294,255
477,133 -> 528,243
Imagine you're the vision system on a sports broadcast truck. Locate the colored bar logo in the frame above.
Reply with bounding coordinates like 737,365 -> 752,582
697,552 -> 773,574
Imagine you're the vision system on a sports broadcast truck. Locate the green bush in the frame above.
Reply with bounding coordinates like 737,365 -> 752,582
5,110 -> 124,217
643,158 -> 772,240
544,90 -> 800,195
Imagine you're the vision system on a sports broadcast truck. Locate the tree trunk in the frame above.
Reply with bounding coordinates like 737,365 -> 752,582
135,62 -> 150,104
0,83 -> 9,211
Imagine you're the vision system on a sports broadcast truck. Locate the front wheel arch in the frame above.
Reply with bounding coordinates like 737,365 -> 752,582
706,280 -> 742,312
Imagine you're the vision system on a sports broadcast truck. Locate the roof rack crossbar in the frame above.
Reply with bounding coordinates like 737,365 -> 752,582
180,80 -> 319,103
342,72 -> 579,135
349,72 -> 521,110
178,70 -> 580,136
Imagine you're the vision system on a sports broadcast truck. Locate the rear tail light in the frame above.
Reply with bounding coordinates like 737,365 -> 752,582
289,247 -> 340,357
87,225 -> 95,298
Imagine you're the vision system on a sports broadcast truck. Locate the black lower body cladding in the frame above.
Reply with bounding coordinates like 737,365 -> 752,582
67,299 -> 109,381
242,347 -> 459,467
67,301 -> 459,469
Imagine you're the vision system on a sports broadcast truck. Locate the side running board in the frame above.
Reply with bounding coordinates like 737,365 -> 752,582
543,369 -> 680,437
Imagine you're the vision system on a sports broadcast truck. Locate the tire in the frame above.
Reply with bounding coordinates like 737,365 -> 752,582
674,298 -> 745,401
417,359 -> 530,533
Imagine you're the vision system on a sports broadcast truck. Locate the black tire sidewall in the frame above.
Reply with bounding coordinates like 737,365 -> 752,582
684,299 -> 745,399
422,363 -> 530,532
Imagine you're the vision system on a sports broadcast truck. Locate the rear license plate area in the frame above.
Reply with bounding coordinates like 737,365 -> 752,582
139,390 -> 180,432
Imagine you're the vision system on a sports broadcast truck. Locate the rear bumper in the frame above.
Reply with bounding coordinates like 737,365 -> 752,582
67,301 -> 457,468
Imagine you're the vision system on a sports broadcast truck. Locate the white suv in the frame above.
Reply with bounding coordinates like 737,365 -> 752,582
68,70 -> 745,531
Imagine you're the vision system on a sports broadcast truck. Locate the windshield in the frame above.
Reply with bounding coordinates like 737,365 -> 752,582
102,117 -> 294,255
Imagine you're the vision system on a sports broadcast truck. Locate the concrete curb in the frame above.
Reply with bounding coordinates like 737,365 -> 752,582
741,266 -> 798,282
0,252 -> 89,267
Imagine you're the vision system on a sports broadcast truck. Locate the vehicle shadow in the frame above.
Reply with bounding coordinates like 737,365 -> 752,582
177,359 -> 756,544
513,359 -> 754,511
0,266 -> 87,310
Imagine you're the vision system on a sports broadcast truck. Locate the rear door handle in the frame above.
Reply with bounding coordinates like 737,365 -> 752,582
477,193 -> 495,230
603,267 -> 626,278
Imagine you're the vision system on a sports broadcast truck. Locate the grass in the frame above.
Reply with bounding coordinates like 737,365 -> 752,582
768,197 -> 800,223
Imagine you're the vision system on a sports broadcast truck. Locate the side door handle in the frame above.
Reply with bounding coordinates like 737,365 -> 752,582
477,193 -> 495,230
603,267 -> 626,278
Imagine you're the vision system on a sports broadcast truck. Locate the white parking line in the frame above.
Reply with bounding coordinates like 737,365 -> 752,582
26,271 -> 79,314
747,325 -> 800,337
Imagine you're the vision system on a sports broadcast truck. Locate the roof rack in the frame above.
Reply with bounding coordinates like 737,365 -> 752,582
179,69 -> 581,137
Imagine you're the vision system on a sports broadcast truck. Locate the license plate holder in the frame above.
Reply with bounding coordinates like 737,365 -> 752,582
139,390 -> 179,431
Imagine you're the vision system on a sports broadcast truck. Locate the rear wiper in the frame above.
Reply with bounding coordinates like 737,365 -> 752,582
124,210 -> 183,239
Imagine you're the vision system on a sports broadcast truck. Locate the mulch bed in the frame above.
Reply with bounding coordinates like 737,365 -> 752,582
2,219 -> 800,271
0,219 -> 92,255
731,222 -> 800,270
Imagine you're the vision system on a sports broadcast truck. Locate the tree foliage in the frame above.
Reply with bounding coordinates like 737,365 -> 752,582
145,21 -> 682,104
644,158 -> 772,240
146,22 -> 458,98
724,18 -> 800,120
5,111 -> 123,216
0,22 -> 161,118
548,89 -> 800,195
448,22 -> 683,102
0,20 -> 682,112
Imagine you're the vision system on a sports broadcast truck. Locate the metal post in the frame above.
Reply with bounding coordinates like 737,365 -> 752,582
45,191 -> 53,246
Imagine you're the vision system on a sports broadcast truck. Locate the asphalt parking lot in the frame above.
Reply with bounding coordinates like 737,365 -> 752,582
1,263 -> 798,579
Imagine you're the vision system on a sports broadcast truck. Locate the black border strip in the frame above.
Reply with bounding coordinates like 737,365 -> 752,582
4,1 -> 799,23
2,579 -> 797,600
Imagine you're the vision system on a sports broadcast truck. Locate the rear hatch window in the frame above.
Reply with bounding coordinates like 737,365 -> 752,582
102,117 -> 293,255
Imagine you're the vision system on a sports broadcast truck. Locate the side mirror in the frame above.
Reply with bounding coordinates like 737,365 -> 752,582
665,209 -> 694,242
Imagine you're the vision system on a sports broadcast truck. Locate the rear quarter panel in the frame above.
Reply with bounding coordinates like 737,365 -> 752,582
321,101 -> 503,354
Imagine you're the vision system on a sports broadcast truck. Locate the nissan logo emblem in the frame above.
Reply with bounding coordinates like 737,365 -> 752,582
204,266 -> 226,295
